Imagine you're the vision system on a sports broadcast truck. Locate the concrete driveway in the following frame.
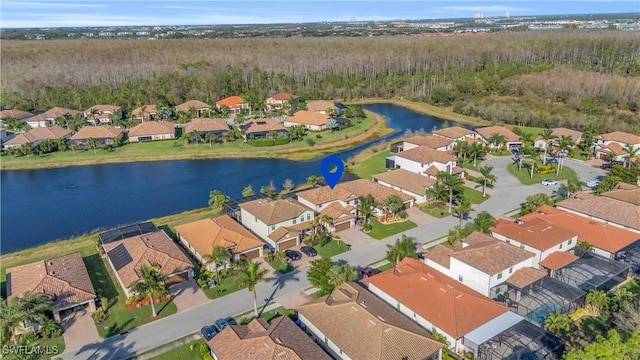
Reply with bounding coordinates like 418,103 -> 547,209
406,207 -> 437,226
61,309 -> 100,352
338,227 -> 377,250
170,280 -> 208,312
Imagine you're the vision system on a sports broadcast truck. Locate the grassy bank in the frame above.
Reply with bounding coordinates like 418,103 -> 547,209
1,111 -> 391,170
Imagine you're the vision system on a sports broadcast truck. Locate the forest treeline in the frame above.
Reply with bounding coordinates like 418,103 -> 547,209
2,30 -> 639,132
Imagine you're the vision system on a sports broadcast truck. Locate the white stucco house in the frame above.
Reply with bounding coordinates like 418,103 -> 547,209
386,145 -> 462,178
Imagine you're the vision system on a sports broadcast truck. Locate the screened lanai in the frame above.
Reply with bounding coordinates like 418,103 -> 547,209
476,320 -> 564,360
553,248 -> 630,292
98,221 -> 158,244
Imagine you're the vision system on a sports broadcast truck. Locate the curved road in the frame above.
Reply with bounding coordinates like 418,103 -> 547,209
59,157 -> 604,360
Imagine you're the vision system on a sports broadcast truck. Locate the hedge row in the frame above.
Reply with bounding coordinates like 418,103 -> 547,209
250,137 -> 290,147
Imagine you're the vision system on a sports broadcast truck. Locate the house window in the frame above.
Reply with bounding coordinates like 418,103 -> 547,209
254,216 -> 257,223
520,244 -> 525,249
293,218 -> 297,224
306,213 -> 311,221
505,239 -> 510,244
458,275 -> 464,282
509,267 -> 513,274
324,336 -> 327,344
300,215 -> 304,222
396,302 -> 400,310
497,272 -> 503,279
560,243 -> 563,249
569,239 -> 573,245
271,225 -> 275,231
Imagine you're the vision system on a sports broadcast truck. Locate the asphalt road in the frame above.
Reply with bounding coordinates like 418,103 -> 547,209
58,156 -> 604,360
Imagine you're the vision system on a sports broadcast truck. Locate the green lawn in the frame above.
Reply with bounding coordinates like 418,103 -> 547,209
203,274 -> 246,299
419,203 -> 451,218
260,306 -> 296,323
366,218 -> 417,240
350,149 -> 391,179
461,187 -> 489,204
376,263 -> 392,272
150,339 -> 207,360
36,336 -> 65,359
459,158 -> 482,171
316,239 -> 350,258
510,126 -> 544,141
507,162 -> 577,185
621,279 -> 640,294
268,258 -> 294,274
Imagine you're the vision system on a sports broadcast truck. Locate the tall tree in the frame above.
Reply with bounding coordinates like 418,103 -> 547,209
453,140 -> 470,162
478,165 -> 496,198
204,132 -> 216,147
357,194 -> 376,224
539,128 -> 557,165
469,141 -> 487,167
426,181 -> 447,205
0,299 -> 27,341
306,175 -> 318,186
453,197 -> 473,226
623,143 -> 638,168
522,193 -> 553,214
188,130 -> 201,146
242,185 -> 255,198
381,195 -> 403,221
437,171 -> 464,213
544,311 -> 572,337
473,211 -> 496,233
208,189 -> 229,211
15,292 -> 53,334
528,146 -> 543,178
282,179 -> 294,193
580,131 -> 595,159
488,133 -> 507,149
326,264 -> 357,288
209,246 -> 232,282
87,137 -> 98,154
585,290 -> 609,315
130,265 -> 169,318
385,235 -> 418,269
237,261 -> 271,317
307,257 -> 335,296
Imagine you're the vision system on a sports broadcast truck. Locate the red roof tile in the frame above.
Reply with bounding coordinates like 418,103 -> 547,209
539,251 -> 579,270
491,217 -> 578,251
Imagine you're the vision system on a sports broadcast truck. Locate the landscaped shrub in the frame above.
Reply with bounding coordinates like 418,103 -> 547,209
200,342 -> 213,360
92,309 -> 108,323
274,137 -> 290,145
315,134 -> 322,138
305,138 -> 316,146
397,210 -> 408,220
40,319 -> 63,338
250,139 -> 275,147
239,316 -> 252,325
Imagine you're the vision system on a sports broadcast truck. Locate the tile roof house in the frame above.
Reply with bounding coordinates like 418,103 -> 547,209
0,109 -> 34,122
241,118 -> 288,141
2,125 -> 71,149
424,232 -> 536,296
239,198 -> 315,250
297,282 -> 444,360
595,131 -> 640,161
555,192 -> 640,233
474,126 -> 521,149
367,258 -> 513,355
25,107 -> 80,128
372,169 -> 436,204
130,105 -> 158,121
432,127 -> 475,141
184,118 -> 229,141
69,125 -> 124,148
175,214 -> 265,269
266,93 -> 300,111
207,316 -> 330,360
128,121 -> 176,142
400,135 -> 456,152
296,185 -> 359,233
490,217 -> 579,268
386,145 -> 461,178
215,96 -> 246,114
601,182 -> 640,206
176,100 -> 212,117
84,105 -> 123,125
6,252 -> 97,321
305,100 -> 341,115
534,127 -> 583,149
101,229 -> 193,297
283,110 -> 330,131
518,205 -> 640,259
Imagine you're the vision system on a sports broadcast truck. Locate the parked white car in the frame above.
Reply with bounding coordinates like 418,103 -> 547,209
586,180 -> 600,188
541,179 -> 557,186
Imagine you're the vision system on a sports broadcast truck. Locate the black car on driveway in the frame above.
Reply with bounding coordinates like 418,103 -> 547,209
285,250 -> 302,261
201,325 -> 217,341
300,246 -> 318,257
361,267 -> 382,278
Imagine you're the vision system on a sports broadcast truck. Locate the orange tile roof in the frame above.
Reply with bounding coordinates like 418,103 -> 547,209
423,165 -> 440,177
597,131 -> 640,144
270,93 -> 299,101
305,100 -> 338,112
0,109 -> 34,120
184,118 -> 229,133
506,267 -> 547,289
131,105 -> 158,118
208,316 -> 330,360
372,169 -> 436,196
551,127 -> 582,143
491,217 -> 578,251
6,253 -> 96,310
338,179 -> 414,203
86,105 -> 122,113
432,127 -> 474,139
556,192 -> 640,231
215,96 -> 244,109
539,251 -> 579,270
519,205 -> 640,253
367,258 -> 508,339
395,145 -> 455,165
29,107 -> 80,122
242,118 -> 286,134
285,111 -> 329,126
70,125 -> 123,140
296,186 -> 357,205
174,215 -> 265,258
3,126 -> 70,146
600,142 -> 627,155
297,282 -> 443,359
176,100 -> 211,113
319,202 -> 356,224
404,135 -> 454,149
240,198 -> 311,225
128,121 -> 175,137
475,126 -> 520,143
103,230 -> 192,288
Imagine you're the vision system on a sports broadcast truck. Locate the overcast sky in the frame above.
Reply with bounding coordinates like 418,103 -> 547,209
1,1 -> 638,28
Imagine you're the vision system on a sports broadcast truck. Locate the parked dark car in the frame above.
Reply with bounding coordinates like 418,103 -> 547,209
300,246 -> 318,257
214,318 -> 231,332
201,325 -> 217,341
361,267 -> 382,278
285,250 -> 302,261
601,163 -> 612,170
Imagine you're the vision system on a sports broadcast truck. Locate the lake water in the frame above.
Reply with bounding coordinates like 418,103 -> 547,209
1,103 -> 450,252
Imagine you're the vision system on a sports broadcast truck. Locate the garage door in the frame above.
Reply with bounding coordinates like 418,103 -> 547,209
403,202 -> 411,209
278,238 -> 297,251
334,221 -> 351,232
165,271 -> 189,285
240,248 -> 261,260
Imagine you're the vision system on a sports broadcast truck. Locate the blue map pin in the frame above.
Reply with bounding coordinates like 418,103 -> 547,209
320,155 -> 344,189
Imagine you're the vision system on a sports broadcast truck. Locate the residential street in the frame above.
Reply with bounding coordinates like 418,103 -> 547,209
58,156 -> 604,360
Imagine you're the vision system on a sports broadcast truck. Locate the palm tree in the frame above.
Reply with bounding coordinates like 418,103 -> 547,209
139,105 -> 147,121
88,108 -> 99,125
237,261 -> 271,317
623,144 -> 638,168
518,132 -> 535,147
385,235 -> 418,269
15,293 -> 54,333
469,141 -> 487,167
576,241 -> 595,252
453,140 -> 470,162
69,144 -> 77,155
580,131 -> 595,159
540,129 -> 557,165
242,185 -> 255,198
473,211 -> 496,233
479,165 -> 496,198
20,143 -> 34,158
357,194 -> 376,225
326,264 -> 357,288
488,133 -> 508,150
87,137 -> 98,154
0,299 -> 27,342
306,175 -> 318,186
204,132 -> 216,147
209,246 -> 232,282
528,146 -> 543,178
130,265 -> 169,318
381,195 -> 403,221
566,175 -> 586,194
453,197 -> 473,226
208,189 -> 229,211
437,171 -> 464,213
544,312 -> 572,337
426,181 -> 447,205
188,130 -> 201,146
585,290 -> 609,315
